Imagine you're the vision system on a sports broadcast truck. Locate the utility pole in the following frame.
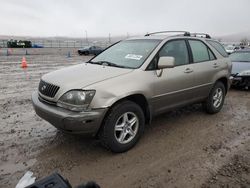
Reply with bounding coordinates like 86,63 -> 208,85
127,32 -> 129,38
108,33 -> 111,44
85,30 -> 88,45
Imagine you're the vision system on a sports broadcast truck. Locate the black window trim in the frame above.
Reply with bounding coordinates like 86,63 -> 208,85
187,39 -> 217,64
207,47 -> 216,60
146,38 -> 191,70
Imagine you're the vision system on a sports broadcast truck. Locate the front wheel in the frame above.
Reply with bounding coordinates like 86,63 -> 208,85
100,101 -> 145,153
203,81 -> 225,114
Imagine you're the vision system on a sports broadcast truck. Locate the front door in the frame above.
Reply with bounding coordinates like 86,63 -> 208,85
151,39 -> 195,115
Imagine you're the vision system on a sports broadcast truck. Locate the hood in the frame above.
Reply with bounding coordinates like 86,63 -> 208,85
42,63 -> 133,92
231,61 -> 250,74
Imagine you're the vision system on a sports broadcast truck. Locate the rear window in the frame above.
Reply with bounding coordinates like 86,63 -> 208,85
207,40 -> 228,57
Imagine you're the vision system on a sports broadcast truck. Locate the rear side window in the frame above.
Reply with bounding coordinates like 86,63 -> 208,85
207,40 -> 228,57
189,40 -> 210,62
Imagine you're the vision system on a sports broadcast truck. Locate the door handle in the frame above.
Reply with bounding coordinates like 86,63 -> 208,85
184,68 -> 193,73
213,63 -> 219,68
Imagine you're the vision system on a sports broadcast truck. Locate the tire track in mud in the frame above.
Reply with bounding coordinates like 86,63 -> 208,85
0,51 -> 91,187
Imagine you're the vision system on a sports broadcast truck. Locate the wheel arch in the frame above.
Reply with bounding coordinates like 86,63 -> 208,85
216,77 -> 228,94
96,94 -> 151,137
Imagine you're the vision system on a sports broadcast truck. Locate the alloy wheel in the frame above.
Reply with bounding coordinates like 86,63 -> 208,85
114,112 -> 139,144
213,88 -> 223,108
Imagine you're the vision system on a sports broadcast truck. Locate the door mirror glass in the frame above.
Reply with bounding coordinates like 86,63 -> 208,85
158,56 -> 175,69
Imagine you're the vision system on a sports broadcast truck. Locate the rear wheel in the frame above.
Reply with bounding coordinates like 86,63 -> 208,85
100,101 -> 145,153
203,81 -> 225,114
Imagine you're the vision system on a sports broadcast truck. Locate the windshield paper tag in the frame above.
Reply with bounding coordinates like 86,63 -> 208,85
125,54 -> 143,60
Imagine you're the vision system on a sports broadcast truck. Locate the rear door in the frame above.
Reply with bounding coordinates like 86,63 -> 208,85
187,39 -> 217,99
151,39 -> 196,114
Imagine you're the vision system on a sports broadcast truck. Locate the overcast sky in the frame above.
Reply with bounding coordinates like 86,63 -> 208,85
0,0 -> 250,38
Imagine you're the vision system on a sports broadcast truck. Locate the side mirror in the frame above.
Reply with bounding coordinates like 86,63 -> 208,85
158,56 -> 175,69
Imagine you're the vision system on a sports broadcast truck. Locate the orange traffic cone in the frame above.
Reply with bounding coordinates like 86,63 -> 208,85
21,57 -> 27,68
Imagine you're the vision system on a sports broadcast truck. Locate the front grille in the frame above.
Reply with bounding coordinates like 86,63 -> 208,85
38,80 -> 60,98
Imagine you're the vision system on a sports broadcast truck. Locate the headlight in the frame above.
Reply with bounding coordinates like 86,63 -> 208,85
57,90 -> 95,111
238,70 -> 250,76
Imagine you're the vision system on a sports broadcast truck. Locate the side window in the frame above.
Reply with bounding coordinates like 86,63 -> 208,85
206,40 -> 228,57
158,40 -> 189,66
189,40 -> 210,63
147,56 -> 158,70
208,49 -> 216,60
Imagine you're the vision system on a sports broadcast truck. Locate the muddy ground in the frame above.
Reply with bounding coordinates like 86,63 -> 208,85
0,48 -> 249,188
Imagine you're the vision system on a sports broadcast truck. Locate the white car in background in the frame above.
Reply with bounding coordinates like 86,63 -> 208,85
225,45 -> 241,55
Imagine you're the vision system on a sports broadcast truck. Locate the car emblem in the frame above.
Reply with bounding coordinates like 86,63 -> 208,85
41,85 -> 46,91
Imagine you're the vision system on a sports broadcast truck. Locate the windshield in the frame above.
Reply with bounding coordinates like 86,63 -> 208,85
90,39 -> 161,69
229,52 -> 250,62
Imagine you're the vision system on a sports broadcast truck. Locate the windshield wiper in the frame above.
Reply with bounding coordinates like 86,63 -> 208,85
87,61 -> 102,65
88,61 -> 130,68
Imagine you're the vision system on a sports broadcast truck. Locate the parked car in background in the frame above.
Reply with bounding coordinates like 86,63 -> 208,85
32,44 -> 44,48
78,46 -> 104,55
32,31 -> 232,153
225,45 -> 237,54
229,49 -> 250,89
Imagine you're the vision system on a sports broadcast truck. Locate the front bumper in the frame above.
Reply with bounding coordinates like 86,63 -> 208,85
32,91 -> 108,135
230,75 -> 250,87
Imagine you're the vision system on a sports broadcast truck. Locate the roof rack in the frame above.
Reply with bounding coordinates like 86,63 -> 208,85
144,31 -> 212,39
145,31 -> 190,37
190,33 -> 211,39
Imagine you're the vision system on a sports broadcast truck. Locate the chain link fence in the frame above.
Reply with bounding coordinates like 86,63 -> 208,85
0,39 -> 112,48
0,39 -> 115,56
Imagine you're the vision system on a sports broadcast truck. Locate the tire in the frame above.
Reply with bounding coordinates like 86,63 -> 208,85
100,101 -> 145,153
203,81 -> 226,114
